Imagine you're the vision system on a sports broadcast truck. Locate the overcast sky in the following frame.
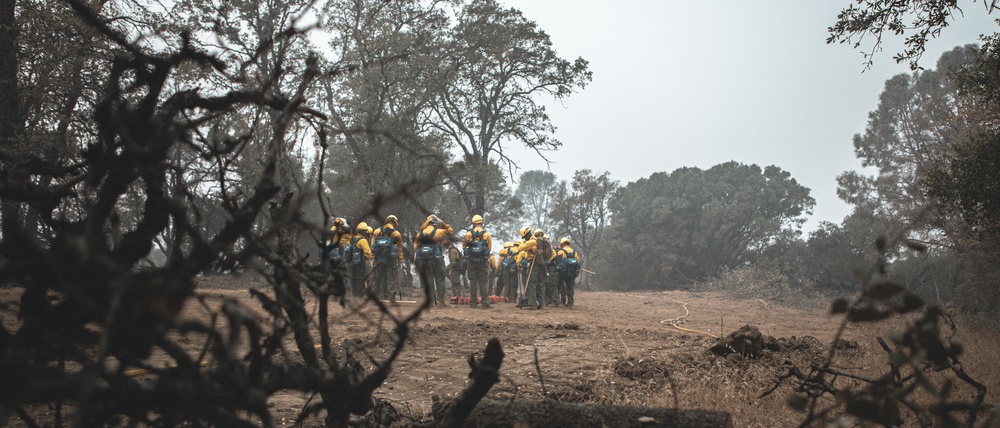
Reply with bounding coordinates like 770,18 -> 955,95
497,1 -> 998,233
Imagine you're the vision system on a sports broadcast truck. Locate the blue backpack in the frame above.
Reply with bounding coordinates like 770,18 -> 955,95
372,229 -> 399,262
464,229 -> 489,263
344,236 -> 364,266
415,226 -> 440,265
500,253 -> 517,274
326,244 -> 343,264
560,252 -> 580,278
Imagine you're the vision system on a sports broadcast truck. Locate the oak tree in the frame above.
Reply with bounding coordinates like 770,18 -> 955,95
605,162 -> 814,289
429,0 -> 591,215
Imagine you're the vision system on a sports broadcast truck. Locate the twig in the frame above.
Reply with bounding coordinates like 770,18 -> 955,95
533,347 -> 548,398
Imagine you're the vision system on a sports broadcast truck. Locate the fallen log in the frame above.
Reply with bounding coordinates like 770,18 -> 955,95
424,338 -> 730,428
458,399 -> 732,428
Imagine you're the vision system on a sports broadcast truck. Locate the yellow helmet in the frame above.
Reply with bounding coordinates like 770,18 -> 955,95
471,214 -> 484,224
385,215 -> 398,225
560,237 -> 570,245
357,222 -> 372,234
503,241 -> 512,248
519,226 -> 532,237
534,229 -> 545,237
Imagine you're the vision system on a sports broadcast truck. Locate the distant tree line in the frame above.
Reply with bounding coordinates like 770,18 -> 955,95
515,46 -> 1000,319
1,0 -> 999,423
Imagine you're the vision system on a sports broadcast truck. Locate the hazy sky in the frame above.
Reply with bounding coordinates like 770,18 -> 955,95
497,1 -> 998,233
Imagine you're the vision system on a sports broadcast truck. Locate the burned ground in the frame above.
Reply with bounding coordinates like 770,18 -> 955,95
4,274 -> 994,427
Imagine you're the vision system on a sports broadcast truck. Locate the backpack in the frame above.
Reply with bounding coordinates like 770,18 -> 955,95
448,245 -> 464,267
344,236 -> 364,266
519,254 -> 531,272
326,243 -> 343,264
536,237 -> 553,261
560,251 -> 580,279
372,228 -> 399,262
415,226 -> 440,265
463,229 -> 489,263
500,254 -> 516,274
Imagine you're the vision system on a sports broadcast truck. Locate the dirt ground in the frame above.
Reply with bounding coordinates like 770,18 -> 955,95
180,274 -> 862,425
0,275 -> 881,427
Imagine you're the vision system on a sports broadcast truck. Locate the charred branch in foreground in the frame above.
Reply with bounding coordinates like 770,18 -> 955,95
431,337 -> 505,428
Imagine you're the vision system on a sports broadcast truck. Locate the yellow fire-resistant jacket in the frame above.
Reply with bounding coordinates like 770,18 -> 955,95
462,226 -> 493,257
551,245 -> 578,264
351,234 -> 374,260
327,229 -> 351,249
516,237 -> 539,260
413,221 -> 454,253
512,247 -> 524,266
373,225 -> 405,262
497,247 -> 510,266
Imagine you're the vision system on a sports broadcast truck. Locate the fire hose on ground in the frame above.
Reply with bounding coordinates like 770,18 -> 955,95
659,297 -> 719,339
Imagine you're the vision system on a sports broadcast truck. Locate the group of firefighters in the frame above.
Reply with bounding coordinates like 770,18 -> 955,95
322,214 -> 581,310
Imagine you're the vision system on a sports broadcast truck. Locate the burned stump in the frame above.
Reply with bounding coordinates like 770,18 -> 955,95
709,324 -> 780,359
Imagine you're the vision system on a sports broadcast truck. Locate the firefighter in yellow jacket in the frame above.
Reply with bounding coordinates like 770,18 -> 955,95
413,214 -> 453,306
510,239 -> 531,303
551,237 -> 581,307
321,217 -> 351,262
462,214 -> 492,308
516,227 -> 547,309
371,215 -> 405,304
345,222 -> 374,297
495,242 -> 516,301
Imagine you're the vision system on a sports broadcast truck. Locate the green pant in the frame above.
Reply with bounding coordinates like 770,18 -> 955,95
521,258 -> 546,308
558,274 -> 576,306
544,266 -> 560,305
495,271 -> 516,302
373,259 -> 399,301
507,272 -> 520,302
416,257 -> 447,304
467,261 -> 490,306
448,266 -> 464,297
347,262 -> 369,297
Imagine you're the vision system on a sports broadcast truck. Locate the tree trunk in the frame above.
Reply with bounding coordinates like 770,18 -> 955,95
0,0 -> 17,142
472,154 -> 487,216
0,0 -> 22,236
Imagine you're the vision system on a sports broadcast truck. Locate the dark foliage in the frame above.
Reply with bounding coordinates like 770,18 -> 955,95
0,2 -> 490,426
763,236 -> 995,427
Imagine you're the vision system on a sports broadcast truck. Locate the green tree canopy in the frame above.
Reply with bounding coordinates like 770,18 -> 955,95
550,169 -> 618,265
514,169 -> 558,233
836,46 -> 978,243
828,0 -> 985,70
603,162 -> 814,289
429,0 -> 591,214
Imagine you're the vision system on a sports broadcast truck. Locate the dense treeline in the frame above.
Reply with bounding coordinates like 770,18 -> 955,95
1,0 -> 999,424
0,0 -> 594,425
2,0 -> 996,304
519,44 -> 999,326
